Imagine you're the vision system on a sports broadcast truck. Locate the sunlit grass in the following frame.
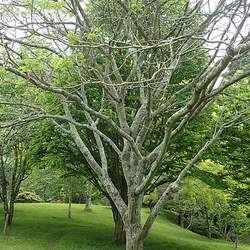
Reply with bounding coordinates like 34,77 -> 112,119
0,203 -> 248,250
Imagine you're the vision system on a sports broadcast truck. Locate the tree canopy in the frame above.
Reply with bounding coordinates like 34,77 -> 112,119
0,1 -> 249,249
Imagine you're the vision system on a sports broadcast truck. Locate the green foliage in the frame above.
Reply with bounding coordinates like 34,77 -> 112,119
0,2 -> 248,247
86,28 -> 102,42
228,206 -> 250,239
143,192 -> 158,208
170,177 -> 250,243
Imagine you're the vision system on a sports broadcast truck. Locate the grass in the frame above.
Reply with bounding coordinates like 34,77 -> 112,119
0,203 -> 248,250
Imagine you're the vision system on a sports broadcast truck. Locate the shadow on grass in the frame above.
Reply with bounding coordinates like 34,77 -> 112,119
0,204 -> 248,250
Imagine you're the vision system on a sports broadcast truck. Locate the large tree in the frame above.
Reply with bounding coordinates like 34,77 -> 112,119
0,1 -> 250,249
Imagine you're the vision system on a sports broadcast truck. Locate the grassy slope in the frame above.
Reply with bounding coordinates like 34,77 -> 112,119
0,203 -> 249,250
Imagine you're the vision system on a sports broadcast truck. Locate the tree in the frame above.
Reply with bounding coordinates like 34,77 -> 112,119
0,1 -> 250,249
169,177 -> 250,246
0,128 -> 30,235
207,81 -> 250,205
170,178 -> 228,237
227,206 -> 250,248
84,181 -> 93,211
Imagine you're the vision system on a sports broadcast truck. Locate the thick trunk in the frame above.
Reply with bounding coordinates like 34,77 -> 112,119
85,181 -> 92,211
111,204 -> 126,244
125,193 -> 144,250
126,235 -> 143,250
114,219 -> 126,245
106,151 -> 128,244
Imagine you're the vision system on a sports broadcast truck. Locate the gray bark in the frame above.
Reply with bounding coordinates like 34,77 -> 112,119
125,193 -> 144,250
126,235 -> 143,250
85,181 -> 92,211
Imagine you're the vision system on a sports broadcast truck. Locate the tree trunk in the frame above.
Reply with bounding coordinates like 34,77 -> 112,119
111,203 -> 126,244
235,234 -> 238,249
125,193 -> 144,250
3,212 -> 9,236
206,214 -> 212,239
68,176 -> 72,219
178,212 -> 184,227
126,235 -> 143,250
207,222 -> 212,239
114,215 -> 126,245
68,195 -> 72,219
7,201 -> 14,225
3,200 -> 15,235
84,181 -> 92,211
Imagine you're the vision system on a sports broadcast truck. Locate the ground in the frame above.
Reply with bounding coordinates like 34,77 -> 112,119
0,203 -> 249,250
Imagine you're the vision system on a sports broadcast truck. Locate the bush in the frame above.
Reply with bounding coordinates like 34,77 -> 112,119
143,192 -> 158,209
17,191 -> 43,203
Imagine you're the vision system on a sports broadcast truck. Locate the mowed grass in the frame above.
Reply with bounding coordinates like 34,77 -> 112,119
0,203 -> 249,250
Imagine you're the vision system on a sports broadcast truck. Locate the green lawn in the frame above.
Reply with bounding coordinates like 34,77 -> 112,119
0,203 -> 249,250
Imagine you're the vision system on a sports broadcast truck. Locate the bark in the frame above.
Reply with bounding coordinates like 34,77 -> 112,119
125,194 -> 144,250
108,156 -> 128,244
84,181 -> 92,211
68,176 -> 72,219
7,201 -> 14,225
0,3 -> 250,250
126,235 -> 143,250
3,213 -> 9,236
3,200 -> 15,235
111,204 -> 126,245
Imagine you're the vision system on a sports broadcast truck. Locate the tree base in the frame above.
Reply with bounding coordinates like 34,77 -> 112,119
84,208 -> 92,212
